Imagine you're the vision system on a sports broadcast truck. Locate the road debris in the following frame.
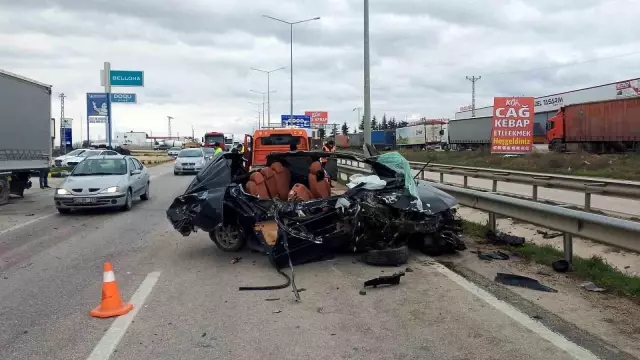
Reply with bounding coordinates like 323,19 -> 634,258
494,273 -> 557,293
580,281 -> 606,292
364,271 -> 405,288
273,309 -> 282,314
230,257 -> 242,264
405,267 -> 414,272
536,230 -> 563,239
265,298 -> 280,301
485,230 -> 525,246
359,289 -> 367,295
552,259 -> 570,273
477,250 -> 510,261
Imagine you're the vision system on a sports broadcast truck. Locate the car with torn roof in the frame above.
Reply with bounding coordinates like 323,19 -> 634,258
166,149 -> 465,268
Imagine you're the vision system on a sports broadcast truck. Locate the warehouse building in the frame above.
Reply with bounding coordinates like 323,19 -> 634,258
449,77 -> 640,147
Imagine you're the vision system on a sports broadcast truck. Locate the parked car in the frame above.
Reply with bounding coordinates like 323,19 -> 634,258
154,144 -> 171,151
174,148 -> 206,175
54,155 -> 150,214
166,150 -> 464,269
53,149 -> 91,167
62,149 -> 120,167
168,147 -> 182,157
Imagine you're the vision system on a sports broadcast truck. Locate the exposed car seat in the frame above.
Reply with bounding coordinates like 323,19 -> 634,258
259,167 -> 279,199
246,172 -> 270,199
308,161 -> 330,198
288,183 -> 314,202
270,162 -> 291,200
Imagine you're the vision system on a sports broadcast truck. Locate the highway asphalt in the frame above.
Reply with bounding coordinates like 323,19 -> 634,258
0,163 -> 628,359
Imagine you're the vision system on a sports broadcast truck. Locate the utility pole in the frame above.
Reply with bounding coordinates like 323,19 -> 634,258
466,76 -> 481,117
251,67 -> 286,125
191,125 -> 195,141
363,0 -> 372,145
167,116 -> 173,138
59,93 -> 66,154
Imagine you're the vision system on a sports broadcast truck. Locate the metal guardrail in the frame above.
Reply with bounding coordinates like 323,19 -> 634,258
337,159 -> 640,211
337,163 -> 640,261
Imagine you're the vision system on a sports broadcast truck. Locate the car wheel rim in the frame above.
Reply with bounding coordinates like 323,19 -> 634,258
216,225 -> 240,248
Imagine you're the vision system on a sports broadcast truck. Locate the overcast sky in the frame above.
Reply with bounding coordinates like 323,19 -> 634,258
2,0 -> 639,142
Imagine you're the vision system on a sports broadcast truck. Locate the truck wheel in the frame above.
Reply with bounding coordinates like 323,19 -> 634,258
0,177 -> 9,205
361,246 -> 409,266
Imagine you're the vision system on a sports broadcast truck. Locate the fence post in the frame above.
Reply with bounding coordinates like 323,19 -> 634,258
420,171 -> 424,180
532,185 -> 538,202
563,233 -> 573,264
492,179 -> 498,192
463,176 -> 468,188
584,192 -> 591,211
488,213 -> 497,233
440,173 -> 444,183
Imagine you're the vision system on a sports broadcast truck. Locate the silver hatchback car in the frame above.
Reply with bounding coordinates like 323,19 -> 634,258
54,155 -> 150,214
174,148 -> 206,175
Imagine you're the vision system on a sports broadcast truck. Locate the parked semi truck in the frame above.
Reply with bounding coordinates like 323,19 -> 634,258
0,69 -> 52,205
547,97 -> 640,153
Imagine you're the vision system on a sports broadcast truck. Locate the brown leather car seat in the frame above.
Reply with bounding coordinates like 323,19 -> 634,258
260,167 -> 279,199
308,161 -> 331,199
270,162 -> 291,200
246,172 -> 270,199
288,183 -> 314,202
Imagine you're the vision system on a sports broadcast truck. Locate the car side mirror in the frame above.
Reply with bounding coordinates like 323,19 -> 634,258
131,169 -> 141,175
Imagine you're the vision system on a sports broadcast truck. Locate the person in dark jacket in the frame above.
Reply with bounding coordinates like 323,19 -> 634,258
39,167 -> 50,189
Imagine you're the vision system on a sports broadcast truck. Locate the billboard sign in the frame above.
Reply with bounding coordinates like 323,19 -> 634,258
61,118 -> 73,129
281,115 -> 311,128
396,124 -> 426,145
110,93 -> 137,103
491,97 -> 534,154
615,80 -> 640,98
304,111 -> 328,125
87,93 -> 109,124
110,70 -> 144,87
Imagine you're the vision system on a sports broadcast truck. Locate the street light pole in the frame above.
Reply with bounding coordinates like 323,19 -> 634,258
250,90 -> 276,128
249,101 -> 263,129
262,15 -> 320,124
251,66 -> 286,125
363,0 -> 372,145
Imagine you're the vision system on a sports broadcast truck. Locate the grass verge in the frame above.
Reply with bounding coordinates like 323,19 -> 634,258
461,219 -> 640,298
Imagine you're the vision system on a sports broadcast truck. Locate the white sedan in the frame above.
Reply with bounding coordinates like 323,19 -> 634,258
174,148 -> 206,175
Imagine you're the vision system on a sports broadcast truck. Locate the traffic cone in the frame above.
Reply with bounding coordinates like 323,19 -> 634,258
90,262 -> 133,318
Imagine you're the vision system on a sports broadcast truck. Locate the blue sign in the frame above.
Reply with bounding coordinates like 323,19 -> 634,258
281,115 -> 311,128
86,93 -> 109,118
110,70 -> 144,87
110,93 -> 137,103
63,128 -> 72,145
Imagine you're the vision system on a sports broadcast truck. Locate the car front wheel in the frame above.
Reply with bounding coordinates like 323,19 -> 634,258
57,208 -> 71,214
140,183 -> 150,200
209,224 -> 246,252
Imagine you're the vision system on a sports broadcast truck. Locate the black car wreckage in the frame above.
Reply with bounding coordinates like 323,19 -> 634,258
167,149 -> 466,270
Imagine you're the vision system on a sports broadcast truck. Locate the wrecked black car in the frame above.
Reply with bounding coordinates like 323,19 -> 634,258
166,149 -> 465,268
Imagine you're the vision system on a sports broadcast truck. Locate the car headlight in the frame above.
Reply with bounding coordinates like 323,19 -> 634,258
99,186 -> 120,194
56,188 -> 70,195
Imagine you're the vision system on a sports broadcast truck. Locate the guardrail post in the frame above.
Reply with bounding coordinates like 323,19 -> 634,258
584,192 -> 591,211
488,212 -> 497,233
440,173 -> 444,183
420,171 -> 424,180
492,179 -> 497,192
532,185 -> 538,201
563,233 -> 573,264
463,176 -> 468,188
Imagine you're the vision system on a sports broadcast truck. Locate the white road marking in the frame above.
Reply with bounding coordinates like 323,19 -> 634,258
428,260 -> 601,360
0,213 -> 57,237
0,166 -> 174,238
86,271 -> 161,360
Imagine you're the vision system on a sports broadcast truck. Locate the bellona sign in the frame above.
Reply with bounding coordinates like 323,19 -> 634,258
110,70 -> 144,87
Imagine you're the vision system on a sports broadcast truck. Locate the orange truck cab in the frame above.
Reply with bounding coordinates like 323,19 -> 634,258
244,128 -> 309,169
546,110 -> 564,151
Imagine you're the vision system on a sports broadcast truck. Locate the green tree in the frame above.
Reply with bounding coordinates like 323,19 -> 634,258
388,117 -> 397,129
371,115 -> 378,130
359,115 -> 364,131
341,121 -> 349,135
353,126 -> 358,134
398,120 -> 409,128
331,125 -> 338,137
381,114 -> 388,130
318,127 -> 325,140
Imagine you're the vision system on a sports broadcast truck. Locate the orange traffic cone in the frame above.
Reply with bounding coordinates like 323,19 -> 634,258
90,262 -> 133,318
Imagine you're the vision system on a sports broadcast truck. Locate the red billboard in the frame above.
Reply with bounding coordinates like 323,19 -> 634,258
491,97 -> 534,154
305,111 -> 328,125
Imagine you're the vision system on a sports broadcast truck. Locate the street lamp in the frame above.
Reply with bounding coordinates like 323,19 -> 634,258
251,66 -> 287,125
249,101 -> 263,129
250,89 -> 276,128
262,14 -> 320,124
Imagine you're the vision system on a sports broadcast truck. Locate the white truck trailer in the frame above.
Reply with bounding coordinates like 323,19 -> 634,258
0,69 -> 52,205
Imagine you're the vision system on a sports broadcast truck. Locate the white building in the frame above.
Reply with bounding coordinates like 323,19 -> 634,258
114,131 -> 148,146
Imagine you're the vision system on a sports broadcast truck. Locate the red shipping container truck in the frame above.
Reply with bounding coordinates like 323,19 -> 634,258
546,97 -> 640,153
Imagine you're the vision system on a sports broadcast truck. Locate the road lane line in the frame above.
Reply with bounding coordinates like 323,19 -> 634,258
86,271 -> 161,360
0,168 -> 174,238
0,213 -> 57,237
428,260 -> 600,360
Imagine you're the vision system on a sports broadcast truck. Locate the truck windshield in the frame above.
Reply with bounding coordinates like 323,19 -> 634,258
204,135 -> 224,145
261,135 -> 301,146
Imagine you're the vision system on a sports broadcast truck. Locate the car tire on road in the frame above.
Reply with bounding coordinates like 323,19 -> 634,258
209,224 -> 246,252
361,245 -> 409,266
121,189 -> 133,211
174,171 -> 180,176
140,183 -> 150,200
57,208 -> 71,214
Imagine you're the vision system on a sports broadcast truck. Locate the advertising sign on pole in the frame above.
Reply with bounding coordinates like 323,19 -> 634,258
281,115 -> 311,128
491,97 -> 534,154
101,70 -> 145,87
110,93 -> 137,103
395,124 -> 426,145
86,93 -> 108,124
304,111 -> 328,125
